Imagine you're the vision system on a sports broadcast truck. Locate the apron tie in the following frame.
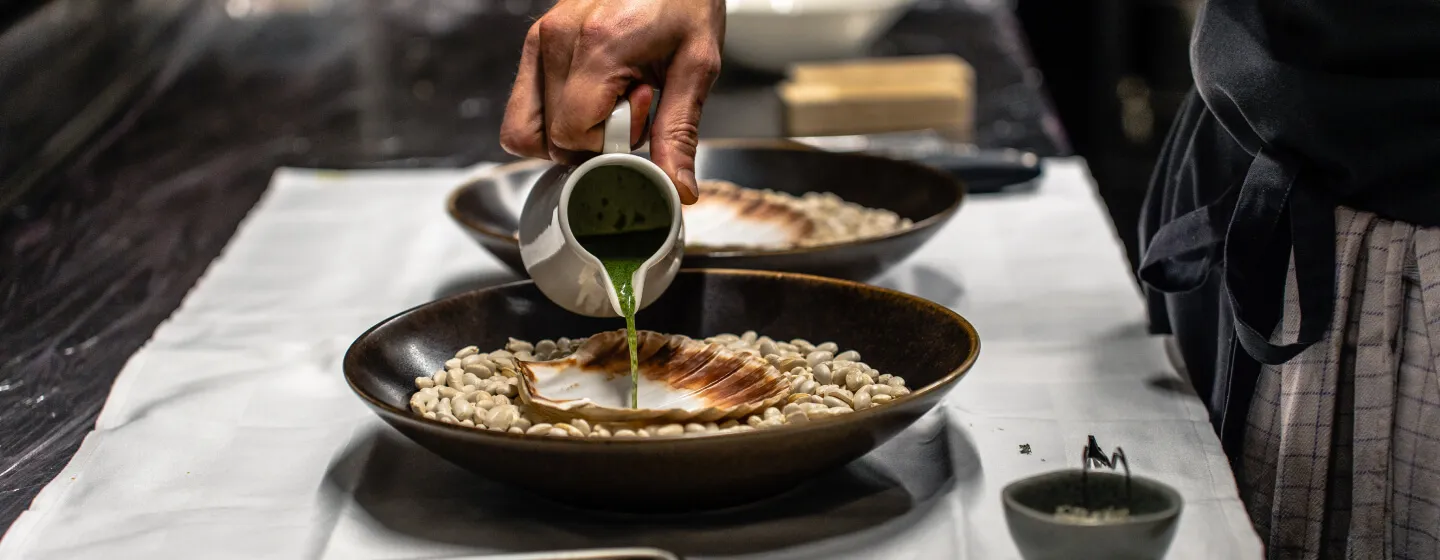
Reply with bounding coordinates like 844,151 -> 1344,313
1139,149 -> 1337,365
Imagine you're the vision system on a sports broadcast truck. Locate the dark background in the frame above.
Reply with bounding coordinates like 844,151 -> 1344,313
1017,0 -> 1198,271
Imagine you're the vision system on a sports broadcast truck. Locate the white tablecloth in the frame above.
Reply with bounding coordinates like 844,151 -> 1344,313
0,158 -> 1263,559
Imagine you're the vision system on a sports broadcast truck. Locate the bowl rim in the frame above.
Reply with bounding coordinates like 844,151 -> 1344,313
1001,470 -> 1184,526
445,138 -> 967,259
342,268 -> 981,445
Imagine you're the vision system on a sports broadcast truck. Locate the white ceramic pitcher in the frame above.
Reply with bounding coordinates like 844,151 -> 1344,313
516,99 -> 686,318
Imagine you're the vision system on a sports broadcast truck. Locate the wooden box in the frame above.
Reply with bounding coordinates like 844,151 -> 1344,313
778,55 -> 975,139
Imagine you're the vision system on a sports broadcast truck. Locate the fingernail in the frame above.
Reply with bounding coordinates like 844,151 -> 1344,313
677,168 -> 699,201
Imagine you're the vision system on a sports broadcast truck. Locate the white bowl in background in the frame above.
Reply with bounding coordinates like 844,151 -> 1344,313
724,0 -> 918,74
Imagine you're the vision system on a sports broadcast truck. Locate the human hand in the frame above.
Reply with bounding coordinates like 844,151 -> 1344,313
499,0 -> 725,204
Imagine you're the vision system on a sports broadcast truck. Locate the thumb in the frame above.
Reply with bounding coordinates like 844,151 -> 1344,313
650,44 -> 721,205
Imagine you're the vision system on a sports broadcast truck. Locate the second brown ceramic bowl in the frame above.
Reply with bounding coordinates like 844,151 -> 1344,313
344,269 -> 979,513
448,140 -> 966,283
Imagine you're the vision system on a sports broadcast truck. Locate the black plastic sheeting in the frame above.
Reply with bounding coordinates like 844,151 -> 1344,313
0,0 -> 1066,532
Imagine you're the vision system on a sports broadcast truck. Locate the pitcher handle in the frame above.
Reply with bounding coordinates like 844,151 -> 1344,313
602,99 -> 631,154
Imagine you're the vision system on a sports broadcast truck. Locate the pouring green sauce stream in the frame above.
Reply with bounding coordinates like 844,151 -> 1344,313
575,229 -> 668,409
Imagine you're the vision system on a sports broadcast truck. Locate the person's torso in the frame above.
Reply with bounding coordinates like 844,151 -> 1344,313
1189,0 -> 1440,227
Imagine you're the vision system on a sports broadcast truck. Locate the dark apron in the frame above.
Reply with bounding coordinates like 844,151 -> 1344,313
1139,88 -> 1337,462
1136,0 -> 1440,462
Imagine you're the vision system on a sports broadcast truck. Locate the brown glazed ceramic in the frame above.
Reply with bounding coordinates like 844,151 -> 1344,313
448,140 -> 966,282
343,269 -> 980,513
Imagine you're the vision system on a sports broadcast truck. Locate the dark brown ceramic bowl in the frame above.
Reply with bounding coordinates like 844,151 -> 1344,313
447,140 -> 965,282
344,269 -> 979,513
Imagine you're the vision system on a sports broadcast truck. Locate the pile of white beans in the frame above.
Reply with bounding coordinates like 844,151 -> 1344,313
1053,505 -> 1133,523
696,180 -> 914,249
408,331 -> 913,438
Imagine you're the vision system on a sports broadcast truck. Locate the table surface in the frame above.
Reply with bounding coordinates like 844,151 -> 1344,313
0,159 -> 1259,559
0,0 -> 1066,534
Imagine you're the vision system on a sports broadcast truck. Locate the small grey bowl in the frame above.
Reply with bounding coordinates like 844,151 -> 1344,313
1002,470 -> 1183,560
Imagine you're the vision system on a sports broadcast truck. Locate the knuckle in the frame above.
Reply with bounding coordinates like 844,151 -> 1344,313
536,16 -> 568,42
660,123 -> 700,156
547,122 -> 589,151
691,51 -> 722,83
498,128 -> 539,156
577,18 -> 615,48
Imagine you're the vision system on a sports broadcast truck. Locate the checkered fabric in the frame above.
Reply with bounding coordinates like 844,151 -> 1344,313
1241,206 -> 1440,559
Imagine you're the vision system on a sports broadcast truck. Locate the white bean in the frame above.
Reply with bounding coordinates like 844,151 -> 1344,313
437,387 -> 459,399
455,346 -> 480,359
822,396 -> 848,409
525,423 -> 554,436
614,429 -> 637,437
444,358 -> 462,370
747,416 -> 764,427
571,419 -> 592,436
415,376 -> 435,389
508,426 -> 524,434
472,362 -> 501,380
452,398 -> 474,420
409,391 -> 437,412
657,424 -> 685,437
818,342 -> 840,353
485,405 -> 520,430
835,350 -> 860,362
799,402 -> 829,415
434,370 -> 449,386
854,392 -> 872,410
555,423 -> 584,437
872,394 -> 894,405
684,423 -> 707,434
785,411 -> 810,424
813,363 -> 833,385
845,370 -> 872,392
806,351 -> 833,366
